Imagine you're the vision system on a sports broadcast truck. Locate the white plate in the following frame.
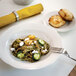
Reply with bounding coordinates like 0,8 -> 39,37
43,11 -> 76,32
0,22 -> 62,70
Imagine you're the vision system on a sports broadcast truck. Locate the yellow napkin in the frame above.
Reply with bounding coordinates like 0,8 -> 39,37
0,3 -> 43,28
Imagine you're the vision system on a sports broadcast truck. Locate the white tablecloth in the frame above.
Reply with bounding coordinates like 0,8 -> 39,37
0,0 -> 76,76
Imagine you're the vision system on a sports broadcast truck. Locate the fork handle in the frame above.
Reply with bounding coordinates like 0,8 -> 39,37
51,47 -> 76,61
68,56 -> 76,61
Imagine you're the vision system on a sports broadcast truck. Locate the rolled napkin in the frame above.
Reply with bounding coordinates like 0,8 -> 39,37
0,3 -> 43,28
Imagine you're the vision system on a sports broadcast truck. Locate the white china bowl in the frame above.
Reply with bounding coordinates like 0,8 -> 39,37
43,11 -> 76,32
13,0 -> 34,5
0,23 -> 62,70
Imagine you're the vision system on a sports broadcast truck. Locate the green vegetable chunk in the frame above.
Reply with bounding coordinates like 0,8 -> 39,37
38,39 -> 45,46
17,53 -> 24,59
33,53 -> 40,61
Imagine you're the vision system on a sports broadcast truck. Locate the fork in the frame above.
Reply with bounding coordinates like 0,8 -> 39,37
51,47 -> 76,61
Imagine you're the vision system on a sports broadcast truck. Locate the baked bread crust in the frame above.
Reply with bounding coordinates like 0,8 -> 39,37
49,15 -> 66,28
58,9 -> 74,21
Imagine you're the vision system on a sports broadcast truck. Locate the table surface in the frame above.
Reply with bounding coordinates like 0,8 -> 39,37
69,66 -> 76,76
0,0 -> 76,76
